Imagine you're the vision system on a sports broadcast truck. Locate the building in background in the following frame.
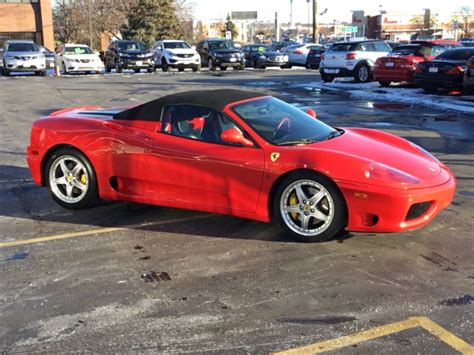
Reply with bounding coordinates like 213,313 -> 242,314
0,0 -> 54,49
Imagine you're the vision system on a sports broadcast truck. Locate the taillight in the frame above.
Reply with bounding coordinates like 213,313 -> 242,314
294,49 -> 303,54
400,59 -> 414,68
321,53 -> 325,60
446,65 -> 464,75
346,52 -> 356,60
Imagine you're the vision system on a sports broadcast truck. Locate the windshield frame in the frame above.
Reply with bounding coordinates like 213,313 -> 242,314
6,42 -> 39,52
163,41 -> 191,49
117,41 -> 146,51
229,97 -> 339,146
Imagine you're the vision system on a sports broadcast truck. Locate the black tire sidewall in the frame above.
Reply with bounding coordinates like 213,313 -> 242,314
45,147 -> 99,210
273,171 -> 347,242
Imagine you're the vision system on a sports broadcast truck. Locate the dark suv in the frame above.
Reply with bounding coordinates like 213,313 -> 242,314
196,39 -> 245,71
104,40 -> 155,73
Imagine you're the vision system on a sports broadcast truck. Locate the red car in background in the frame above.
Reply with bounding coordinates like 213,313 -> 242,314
374,43 -> 446,86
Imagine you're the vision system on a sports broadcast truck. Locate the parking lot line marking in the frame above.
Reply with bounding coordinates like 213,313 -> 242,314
0,215 -> 210,248
273,316 -> 474,355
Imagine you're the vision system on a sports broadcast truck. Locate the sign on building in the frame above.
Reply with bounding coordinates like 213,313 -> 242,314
343,26 -> 358,33
231,11 -> 257,20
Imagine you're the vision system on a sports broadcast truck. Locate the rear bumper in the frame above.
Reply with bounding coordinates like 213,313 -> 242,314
414,73 -> 464,89
374,68 -> 415,82
338,172 -> 456,233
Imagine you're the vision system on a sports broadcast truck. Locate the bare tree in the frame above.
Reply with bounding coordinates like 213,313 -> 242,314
453,6 -> 474,38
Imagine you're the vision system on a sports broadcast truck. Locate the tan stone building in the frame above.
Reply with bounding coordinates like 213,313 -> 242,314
0,0 -> 54,49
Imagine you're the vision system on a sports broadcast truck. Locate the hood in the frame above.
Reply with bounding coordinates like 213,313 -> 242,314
64,53 -> 100,60
211,48 -> 241,54
119,49 -> 150,55
5,51 -> 42,57
166,48 -> 197,55
302,128 -> 450,189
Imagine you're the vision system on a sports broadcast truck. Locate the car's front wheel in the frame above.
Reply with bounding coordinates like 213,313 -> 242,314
320,71 -> 334,82
45,147 -> 100,210
273,171 -> 347,242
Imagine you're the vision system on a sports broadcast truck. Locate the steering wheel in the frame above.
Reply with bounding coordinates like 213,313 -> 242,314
273,117 -> 291,140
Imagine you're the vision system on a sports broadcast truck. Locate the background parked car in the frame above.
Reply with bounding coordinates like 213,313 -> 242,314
56,44 -> 104,74
464,55 -> 474,91
38,46 -> 55,70
241,44 -> 289,69
306,44 -> 332,69
412,39 -> 462,49
1,40 -> 46,76
414,47 -> 474,93
151,40 -> 200,72
319,40 -> 391,83
196,39 -> 245,71
104,40 -> 154,73
461,39 -> 474,47
374,43 -> 447,86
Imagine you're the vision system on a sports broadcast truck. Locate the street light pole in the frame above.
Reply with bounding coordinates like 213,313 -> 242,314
88,0 -> 93,49
312,0 -> 318,43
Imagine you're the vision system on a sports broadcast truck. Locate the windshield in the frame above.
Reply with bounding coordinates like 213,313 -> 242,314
253,45 -> 272,53
118,41 -> 145,51
164,41 -> 191,49
6,43 -> 38,52
64,46 -> 93,55
231,97 -> 337,145
209,40 -> 235,50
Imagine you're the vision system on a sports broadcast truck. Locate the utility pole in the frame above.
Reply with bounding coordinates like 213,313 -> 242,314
88,0 -> 93,49
312,0 -> 318,43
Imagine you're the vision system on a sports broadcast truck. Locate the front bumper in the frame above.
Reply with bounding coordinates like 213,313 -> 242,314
338,172 -> 456,233
4,58 -> 46,71
167,57 -> 200,67
65,63 -> 104,72
213,57 -> 245,67
119,58 -> 154,69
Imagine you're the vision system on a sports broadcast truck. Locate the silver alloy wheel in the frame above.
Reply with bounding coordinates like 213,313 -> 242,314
49,155 -> 89,204
280,179 -> 334,237
358,66 -> 368,82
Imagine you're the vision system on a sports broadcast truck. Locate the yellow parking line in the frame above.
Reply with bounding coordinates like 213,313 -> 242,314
0,215 -> 210,248
274,316 -> 474,354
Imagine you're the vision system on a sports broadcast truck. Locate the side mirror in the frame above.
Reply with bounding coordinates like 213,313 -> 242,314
306,109 -> 317,118
221,128 -> 254,147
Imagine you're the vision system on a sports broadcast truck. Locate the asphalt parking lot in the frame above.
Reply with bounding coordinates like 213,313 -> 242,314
0,69 -> 473,353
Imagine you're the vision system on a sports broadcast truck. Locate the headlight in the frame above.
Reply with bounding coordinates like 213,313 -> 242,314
364,162 -> 419,185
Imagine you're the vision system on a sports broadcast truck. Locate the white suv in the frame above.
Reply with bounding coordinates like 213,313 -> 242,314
151,40 -> 201,72
56,44 -> 104,74
320,40 -> 391,83
1,40 -> 46,76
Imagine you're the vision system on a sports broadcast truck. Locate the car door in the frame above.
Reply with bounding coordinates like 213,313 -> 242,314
146,104 -> 265,212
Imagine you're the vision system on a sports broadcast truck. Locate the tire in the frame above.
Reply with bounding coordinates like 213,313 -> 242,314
161,58 -> 169,72
45,147 -> 100,210
147,68 -> 154,73
305,61 -> 311,69
193,65 -> 201,72
220,66 -> 227,71
178,67 -> 185,72
115,61 -> 122,73
354,63 -> 371,83
105,65 -> 111,73
320,71 -> 334,83
253,59 -> 260,69
378,81 -> 391,87
273,171 -> 347,243
134,69 -> 140,73
41,70 -> 47,76
208,58 -> 215,71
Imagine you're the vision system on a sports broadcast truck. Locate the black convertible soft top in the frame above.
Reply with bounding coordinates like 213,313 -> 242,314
114,89 -> 267,121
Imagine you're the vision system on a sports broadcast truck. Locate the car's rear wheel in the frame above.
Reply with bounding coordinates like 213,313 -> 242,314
178,67 -> 185,72
273,171 -> 347,242
45,147 -> 100,210
378,80 -> 391,87
2,67 -> 9,76
354,63 -> 371,83
320,71 -> 334,83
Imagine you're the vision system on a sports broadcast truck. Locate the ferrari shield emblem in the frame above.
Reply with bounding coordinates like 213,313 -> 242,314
270,152 -> 280,162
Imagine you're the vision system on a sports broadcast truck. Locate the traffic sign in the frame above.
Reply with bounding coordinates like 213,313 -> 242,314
343,26 -> 358,33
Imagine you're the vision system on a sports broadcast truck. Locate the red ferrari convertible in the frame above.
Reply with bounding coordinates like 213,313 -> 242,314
26,90 -> 455,242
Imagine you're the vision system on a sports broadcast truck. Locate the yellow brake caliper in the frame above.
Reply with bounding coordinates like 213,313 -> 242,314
80,173 -> 87,185
289,192 -> 299,221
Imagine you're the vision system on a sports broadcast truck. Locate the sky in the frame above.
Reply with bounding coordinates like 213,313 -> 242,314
192,0 -> 471,23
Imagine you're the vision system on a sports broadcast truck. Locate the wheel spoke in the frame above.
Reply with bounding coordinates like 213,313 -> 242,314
312,207 -> 329,221
55,176 -> 67,185
294,184 -> 308,204
300,214 -> 311,230
66,183 -> 74,198
71,164 -> 83,177
59,161 -> 70,175
309,190 -> 325,205
285,205 -> 301,214
72,181 -> 87,192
